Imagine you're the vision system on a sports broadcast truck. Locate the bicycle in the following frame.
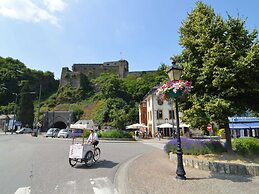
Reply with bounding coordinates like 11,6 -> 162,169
68,126 -> 101,168
93,145 -> 101,162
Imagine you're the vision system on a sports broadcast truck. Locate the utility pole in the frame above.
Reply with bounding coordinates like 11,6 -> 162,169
11,94 -> 18,134
36,84 -> 42,135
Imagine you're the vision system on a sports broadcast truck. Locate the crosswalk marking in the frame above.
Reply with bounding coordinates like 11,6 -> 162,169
14,187 -> 31,194
14,178 -> 117,194
90,177 -> 118,194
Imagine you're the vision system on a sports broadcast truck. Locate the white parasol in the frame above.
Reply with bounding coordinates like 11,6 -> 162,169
126,123 -> 147,129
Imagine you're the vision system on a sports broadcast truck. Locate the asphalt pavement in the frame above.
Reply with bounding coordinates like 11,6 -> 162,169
2,132 -> 259,194
115,138 -> 259,194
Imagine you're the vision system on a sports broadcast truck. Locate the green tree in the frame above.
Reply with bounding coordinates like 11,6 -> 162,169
93,98 -> 131,129
17,83 -> 35,127
93,73 -> 129,101
176,2 -> 259,152
0,57 -> 58,112
123,67 -> 168,103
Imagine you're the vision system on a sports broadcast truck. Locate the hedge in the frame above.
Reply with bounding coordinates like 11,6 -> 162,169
233,138 -> 259,155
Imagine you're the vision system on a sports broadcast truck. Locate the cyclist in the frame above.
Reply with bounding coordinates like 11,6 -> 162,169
86,128 -> 99,147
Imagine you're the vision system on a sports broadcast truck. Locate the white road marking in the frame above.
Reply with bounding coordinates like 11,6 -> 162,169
54,185 -> 59,190
14,186 -> 31,194
64,180 -> 77,194
142,142 -> 165,150
90,177 -> 118,194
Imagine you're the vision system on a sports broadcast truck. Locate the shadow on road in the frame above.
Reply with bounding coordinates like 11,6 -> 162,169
210,172 -> 253,182
186,173 -> 253,182
75,159 -> 119,169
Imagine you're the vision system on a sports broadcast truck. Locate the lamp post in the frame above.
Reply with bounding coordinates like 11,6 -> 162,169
11,92 -> 36,134
167,61 -> 186,180
36,84 -> 42,136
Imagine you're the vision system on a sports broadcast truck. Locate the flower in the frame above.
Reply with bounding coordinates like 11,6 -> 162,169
156,80 -> 193,100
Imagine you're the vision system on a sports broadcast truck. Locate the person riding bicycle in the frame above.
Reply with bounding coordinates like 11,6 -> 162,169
86,128 -> 99,147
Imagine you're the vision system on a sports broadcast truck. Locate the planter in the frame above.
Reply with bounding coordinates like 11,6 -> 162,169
166,90 -> 183,98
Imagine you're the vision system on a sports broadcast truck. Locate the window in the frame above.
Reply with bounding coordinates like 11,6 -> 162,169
157,98 -> 163,105
169,110 -> 175,120
168,99 -> 173,105
157,110 -> 163,120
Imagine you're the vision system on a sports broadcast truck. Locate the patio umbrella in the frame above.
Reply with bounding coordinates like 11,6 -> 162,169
156,123 -> 173,128
70,123 -> 89,129
126,123 -> 147,129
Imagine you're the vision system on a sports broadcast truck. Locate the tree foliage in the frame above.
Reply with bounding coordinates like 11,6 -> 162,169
17,82 -> 35,127
0,56 -> 58,113
175,2 -> 259,152
92,69 -> 167,129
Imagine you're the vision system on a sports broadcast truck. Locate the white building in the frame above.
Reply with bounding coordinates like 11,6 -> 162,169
139,87 -> 189,138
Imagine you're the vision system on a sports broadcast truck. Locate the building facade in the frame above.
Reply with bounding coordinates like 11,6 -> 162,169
229,117 -> 259,138
140,87 -> 186,138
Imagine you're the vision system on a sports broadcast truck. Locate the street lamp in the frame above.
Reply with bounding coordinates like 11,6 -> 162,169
167,61 -> 186,180
11,91 -> 36,134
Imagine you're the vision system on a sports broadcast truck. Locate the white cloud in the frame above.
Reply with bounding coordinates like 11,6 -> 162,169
43,0 -> 67,12
0,0 -> 67,26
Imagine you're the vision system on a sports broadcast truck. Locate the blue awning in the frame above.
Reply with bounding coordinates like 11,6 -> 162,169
229,122 -> 259,129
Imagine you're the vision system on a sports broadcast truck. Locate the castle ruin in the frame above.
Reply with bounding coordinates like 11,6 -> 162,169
60,60 -> 129,88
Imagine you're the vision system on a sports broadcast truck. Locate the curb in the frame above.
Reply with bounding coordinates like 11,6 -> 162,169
114,154 -> 143,194
170,153 -> 259,176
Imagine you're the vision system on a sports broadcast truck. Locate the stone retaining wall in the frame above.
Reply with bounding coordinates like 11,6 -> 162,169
169,153 -> 259,176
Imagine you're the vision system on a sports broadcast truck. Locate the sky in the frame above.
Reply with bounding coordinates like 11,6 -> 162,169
0,0 -> 258,79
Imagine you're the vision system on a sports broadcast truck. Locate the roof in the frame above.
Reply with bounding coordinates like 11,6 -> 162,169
75,120 -> 95,125
142,86 -> 159,101
229,122 -> 259,129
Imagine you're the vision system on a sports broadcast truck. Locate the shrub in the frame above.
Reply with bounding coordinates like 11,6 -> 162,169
217,128 -> 226,139
164,137 -> 226,155
233,138 -> 259,155
97,130 -> 132,138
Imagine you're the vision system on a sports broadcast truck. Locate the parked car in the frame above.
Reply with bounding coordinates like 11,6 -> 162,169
15,127 -> 32,134
46,128 -> 60,138
70,129 -> 83,138
57,129 -> 72,138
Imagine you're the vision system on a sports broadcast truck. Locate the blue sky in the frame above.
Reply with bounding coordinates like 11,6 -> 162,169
0,0 -> 258,79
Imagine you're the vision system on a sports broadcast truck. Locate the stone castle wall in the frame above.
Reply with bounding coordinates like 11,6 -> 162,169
60,60 -> 129,88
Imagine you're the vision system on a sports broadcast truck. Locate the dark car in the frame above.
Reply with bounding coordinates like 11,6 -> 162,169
70,129 -> 83,138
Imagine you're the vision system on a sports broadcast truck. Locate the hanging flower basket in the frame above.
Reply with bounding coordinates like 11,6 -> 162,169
167,89 -> 183,98
156,80 -> 193,100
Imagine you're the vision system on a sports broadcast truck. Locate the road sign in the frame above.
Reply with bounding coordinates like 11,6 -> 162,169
207,123 -> 212,132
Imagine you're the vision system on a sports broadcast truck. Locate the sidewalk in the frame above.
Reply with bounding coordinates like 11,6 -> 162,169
116,138 -> 259,194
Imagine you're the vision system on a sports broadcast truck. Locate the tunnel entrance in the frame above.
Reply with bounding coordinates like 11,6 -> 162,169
53,121 -> 67,129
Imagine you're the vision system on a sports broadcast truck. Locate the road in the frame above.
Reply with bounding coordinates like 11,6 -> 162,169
0,134 -> 155,194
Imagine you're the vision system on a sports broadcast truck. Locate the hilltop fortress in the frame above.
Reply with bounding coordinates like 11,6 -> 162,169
60,60 -> 129,88
60,59 -> 155,88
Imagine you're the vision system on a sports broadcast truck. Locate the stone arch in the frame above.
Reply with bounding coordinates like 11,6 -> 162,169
53,121 -> 67,129
41,111 -> 73,132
